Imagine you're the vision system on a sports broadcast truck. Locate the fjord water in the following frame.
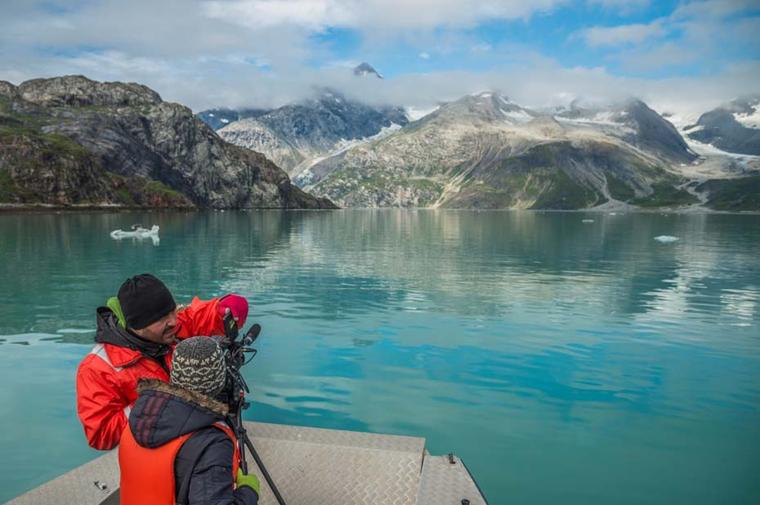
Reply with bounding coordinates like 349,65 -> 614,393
1,210 -> 759,504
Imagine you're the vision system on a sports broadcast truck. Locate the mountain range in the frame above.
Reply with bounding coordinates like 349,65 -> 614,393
203,63 -> 757,211
291,91 -> 758,210
2,73 -> 757,211
682,96 -> 760,155
0,76 -> 335,209
209,89 -> 408,177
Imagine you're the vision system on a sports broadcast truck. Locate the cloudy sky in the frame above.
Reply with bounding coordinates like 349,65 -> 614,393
1,0 -> 758,117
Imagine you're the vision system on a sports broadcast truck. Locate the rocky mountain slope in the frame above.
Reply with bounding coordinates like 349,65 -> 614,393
297,92 -> 719,209
682,96 -> 760,155
553,99 -> 696,163
216,89 -> 408,177
353,62 -> 384,79
197,107 -> 269,130
0,76 -> 335,209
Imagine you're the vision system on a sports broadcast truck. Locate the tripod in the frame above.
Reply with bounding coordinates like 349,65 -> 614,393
221,316 -> 288,505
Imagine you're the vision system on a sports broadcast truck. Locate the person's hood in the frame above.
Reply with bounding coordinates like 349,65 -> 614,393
129,378 -> 229,448
95,305 -> 169,360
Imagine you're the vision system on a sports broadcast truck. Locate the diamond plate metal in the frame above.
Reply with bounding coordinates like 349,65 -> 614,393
9,422 -> 486,505
244,421 -> 424,505
247,421 -> 424,453
416,451 -> 487,505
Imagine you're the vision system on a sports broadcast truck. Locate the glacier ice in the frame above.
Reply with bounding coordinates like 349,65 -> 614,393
654,235 -> 679,243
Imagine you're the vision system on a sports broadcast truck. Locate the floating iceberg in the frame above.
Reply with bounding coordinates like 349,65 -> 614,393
110,225 -> 160,245
110,224 -> 159,239
654,235 -> 679,243
582,219 -> 594,223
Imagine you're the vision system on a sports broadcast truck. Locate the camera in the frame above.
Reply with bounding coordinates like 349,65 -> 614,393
218,310 -> 260,415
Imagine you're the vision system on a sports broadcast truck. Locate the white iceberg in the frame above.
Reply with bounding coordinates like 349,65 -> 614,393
654,235 -> 679,243
582,219 -> 594,223
110,225 -> 160,244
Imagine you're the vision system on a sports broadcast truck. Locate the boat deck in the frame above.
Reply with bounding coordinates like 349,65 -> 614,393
9,421 -> 487,505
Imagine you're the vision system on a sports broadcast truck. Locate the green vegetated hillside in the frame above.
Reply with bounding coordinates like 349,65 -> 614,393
696,176 -> 760,211
0,77 -> 334,209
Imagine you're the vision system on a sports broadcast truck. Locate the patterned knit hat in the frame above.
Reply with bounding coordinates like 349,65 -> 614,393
170,337 -> 226,398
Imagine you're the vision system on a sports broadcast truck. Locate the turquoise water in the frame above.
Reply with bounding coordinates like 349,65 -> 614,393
1,210 -> 759,504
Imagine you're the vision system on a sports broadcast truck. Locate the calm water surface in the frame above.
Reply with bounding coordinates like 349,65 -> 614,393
1,210 -> 759,504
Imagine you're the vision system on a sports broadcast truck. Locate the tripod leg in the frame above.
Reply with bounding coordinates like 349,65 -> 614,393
230,413 -> 249,475
243,432 -> 288,505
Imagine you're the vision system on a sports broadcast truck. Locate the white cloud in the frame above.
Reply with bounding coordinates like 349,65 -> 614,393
418,52 -> 430,59
617,42 -> 699,72
579,22 -> 665,47
202,0 -> 355,30
587,0 -> 650,15
671,0 -> 757,20
0,0 -> 756,121
66,51 -> 167,76
202,0 -> 569,31
329,56 -> 760,120
576,0 -> 758,74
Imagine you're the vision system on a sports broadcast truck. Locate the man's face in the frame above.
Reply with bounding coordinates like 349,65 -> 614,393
133,309 -> 178,344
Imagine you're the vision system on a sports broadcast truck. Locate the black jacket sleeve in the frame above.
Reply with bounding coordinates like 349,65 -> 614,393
175,427 -> 258,505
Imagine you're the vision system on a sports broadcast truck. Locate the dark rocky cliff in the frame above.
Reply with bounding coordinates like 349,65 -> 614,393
0,76 -> 336,209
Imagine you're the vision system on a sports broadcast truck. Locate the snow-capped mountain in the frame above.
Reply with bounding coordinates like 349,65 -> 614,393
682,96 -> 760,155
553,98 -> 696,163
217,88 -> 408,176
353,62 -> 383,79
197,107 -> 269,130
295,91 -> 760,210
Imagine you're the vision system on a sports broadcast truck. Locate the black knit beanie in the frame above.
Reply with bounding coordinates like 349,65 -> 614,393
117,273 -> 176,330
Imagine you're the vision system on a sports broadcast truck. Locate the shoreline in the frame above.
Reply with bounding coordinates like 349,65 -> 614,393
0,203 -> 337,213
1,203 -> 759,215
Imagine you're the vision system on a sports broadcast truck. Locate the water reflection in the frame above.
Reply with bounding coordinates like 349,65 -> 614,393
109,234 -> 160,246
1,210 -> 759,504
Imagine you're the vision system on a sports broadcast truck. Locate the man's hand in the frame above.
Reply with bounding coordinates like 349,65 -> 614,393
236,468 -> 261,495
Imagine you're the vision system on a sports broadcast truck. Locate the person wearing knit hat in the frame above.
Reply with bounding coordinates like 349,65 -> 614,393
170,337 -> 227,398
76,272 -> 252,451
118,273 -> 179,344
119,337 -> 260,505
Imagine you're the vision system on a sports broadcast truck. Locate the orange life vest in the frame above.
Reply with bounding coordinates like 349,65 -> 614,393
118,421 -> 240,505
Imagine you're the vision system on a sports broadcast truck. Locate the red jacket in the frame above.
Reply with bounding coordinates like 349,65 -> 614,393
76,297 -> 224,450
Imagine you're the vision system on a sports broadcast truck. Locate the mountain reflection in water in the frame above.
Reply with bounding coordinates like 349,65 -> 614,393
1,210 -> 758,504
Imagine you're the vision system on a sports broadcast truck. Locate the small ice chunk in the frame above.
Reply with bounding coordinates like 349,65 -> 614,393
654,235 -> 679,243
582,219 -> 594,223
221,118 -> 230,123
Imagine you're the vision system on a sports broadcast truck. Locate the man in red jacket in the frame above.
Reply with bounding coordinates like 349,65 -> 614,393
76,273 -> 249,450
